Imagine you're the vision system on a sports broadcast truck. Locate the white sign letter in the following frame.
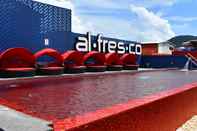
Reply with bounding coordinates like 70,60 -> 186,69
136,44 -> 142,55
129,43 -> 136,54
117,42 -> 125,54
76,36 -> 88,52
97,34 -> 102,52
108,41 -> 117,53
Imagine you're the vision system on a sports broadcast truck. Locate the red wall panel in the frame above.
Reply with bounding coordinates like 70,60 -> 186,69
142,43 -> 158,55
54,84 -> 197,131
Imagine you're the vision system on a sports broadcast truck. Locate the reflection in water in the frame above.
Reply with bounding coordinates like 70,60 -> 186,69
183,58 -> 190,71
0,70 -> 197,120
138,76 -> 150,80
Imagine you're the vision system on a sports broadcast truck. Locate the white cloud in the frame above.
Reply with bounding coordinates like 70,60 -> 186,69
148,0 -> 177,6
34,0 -> 73,9
78,15 -> 136,40
130,0 -> 177,8
74,0 -> 122,9
129,4 -> 175,42
167,16 -> 197,22
34,0 -> 176,42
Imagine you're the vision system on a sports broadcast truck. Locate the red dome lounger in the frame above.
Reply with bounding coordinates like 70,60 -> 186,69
0,48 -> 36,78
83,51 -> 106,72
120,53 -> 139,70
62,50 -> 86,74
105,53 -> 123,71
34,48 -> 64,75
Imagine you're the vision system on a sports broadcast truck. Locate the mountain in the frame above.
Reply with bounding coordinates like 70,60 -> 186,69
167,35 -> 197,47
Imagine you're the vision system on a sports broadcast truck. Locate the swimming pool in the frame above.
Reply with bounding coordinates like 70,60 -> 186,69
0,70 -> 196,121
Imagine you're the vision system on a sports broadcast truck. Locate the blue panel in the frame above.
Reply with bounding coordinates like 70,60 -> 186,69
0,0 -> 140,61
140,55 -> 188,68
0,0 -> 71,52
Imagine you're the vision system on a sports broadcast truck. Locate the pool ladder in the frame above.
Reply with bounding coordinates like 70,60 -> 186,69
185,53 -> 197,67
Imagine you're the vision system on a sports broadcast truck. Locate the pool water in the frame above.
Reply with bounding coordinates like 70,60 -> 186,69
0,70 -> 196,121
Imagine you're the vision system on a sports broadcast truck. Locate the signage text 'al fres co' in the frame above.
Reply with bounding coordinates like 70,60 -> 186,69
75,32 -> 142,55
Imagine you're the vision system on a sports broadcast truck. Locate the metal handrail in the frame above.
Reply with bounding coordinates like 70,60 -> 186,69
185,53 -> 197,66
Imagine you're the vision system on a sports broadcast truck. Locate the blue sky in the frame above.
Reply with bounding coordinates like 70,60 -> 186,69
36,0 -> 197,42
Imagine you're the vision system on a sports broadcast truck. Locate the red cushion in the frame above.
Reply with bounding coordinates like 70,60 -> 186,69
0,67 -> 36,78
108,65 -> 123,68
125,64 -> 139,67
105,53 -> 122,66
123,64 -> 139,70
62,50 -> 84,66
65,65 -> 86,69
39,67 -> 64,70
87,65 -> 106,68
0,48 -> 35,68
120,54 -> 137,65
0,68 -> 35,71
36,67 -> 64,75
34,48 -> 63,67
86,65 -> 106,72
83,51 -> 105,66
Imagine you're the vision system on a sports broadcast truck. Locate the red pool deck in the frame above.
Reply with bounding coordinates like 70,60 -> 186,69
0,70 -> 197,130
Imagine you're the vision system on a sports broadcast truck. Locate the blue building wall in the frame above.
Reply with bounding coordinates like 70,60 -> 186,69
140,55 -> 188,68
0,0 -> 72,52
0,0 -> 140,54
0,0 -> 142,64
2,0 -> 192,68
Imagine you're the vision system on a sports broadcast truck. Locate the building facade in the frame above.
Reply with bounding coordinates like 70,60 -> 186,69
0,0 -> 141,56
0,0 -> 71,52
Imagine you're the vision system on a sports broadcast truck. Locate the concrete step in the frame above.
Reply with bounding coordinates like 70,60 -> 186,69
0,105 -> 52,131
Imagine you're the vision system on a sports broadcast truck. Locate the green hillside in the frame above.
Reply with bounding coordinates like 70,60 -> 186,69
167,35 -> 197,47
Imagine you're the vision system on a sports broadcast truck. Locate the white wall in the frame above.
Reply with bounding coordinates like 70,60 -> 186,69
158,43 -> 172,54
